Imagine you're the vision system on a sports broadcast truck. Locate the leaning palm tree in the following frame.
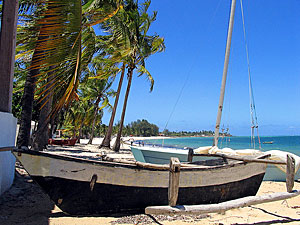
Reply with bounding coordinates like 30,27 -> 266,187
112,0 -> 165,152
16,0 -> 84,147
100,63 -> 125,148
16,0 -> 123,148
98,0 -> 165,150
95,33 -> 128,149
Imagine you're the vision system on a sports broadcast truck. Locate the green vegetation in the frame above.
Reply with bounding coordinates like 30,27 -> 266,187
11,0 -> 165,151
161,129 -> 231,137
162,129 -> 215,137
124,119 -> 159,137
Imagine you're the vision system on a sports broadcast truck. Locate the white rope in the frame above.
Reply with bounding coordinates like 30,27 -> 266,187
239,0 -> 261,149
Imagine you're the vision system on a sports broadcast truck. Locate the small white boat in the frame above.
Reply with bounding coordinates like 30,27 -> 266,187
131,145 -> 300,181
131,146 -> 217,164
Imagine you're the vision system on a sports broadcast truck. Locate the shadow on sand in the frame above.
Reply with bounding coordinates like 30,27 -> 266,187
0,162 -> 55,225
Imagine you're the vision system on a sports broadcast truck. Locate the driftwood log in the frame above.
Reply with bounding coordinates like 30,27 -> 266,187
168,157 -> 181,206
145,190 -> 300,215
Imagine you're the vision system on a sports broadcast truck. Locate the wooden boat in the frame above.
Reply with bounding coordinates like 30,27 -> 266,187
12,148 -> 266,215
48,138 -> 77,146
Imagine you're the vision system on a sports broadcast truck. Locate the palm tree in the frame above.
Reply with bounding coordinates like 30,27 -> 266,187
83,76 -> 114,144
100,63 -> 125,148
16,0 -> 83,147
15,0 -> 123,148
62,98 -> 89,140
112,0 -> 165,151
31,70 -> 54,151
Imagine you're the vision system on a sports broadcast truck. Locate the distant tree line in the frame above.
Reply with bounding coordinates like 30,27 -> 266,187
123,119 -> 159,137
42,117 -> 230,138
162,129 -> 231,137
59,119 -> 159,139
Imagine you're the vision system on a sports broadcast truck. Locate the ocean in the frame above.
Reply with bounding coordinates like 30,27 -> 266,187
143,136 -> 300,156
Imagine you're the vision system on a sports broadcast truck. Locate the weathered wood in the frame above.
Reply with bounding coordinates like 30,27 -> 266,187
103,156 -> 170,170
187,148 -> 193,162
168,157 -> 181,206
104,156 -> 217,170
0,146 -> 14,152
90,174 -> 97,191
192,153 -> 287,165
136,161 -> 169,170
0,0 -> 19,113
286,154 -> 295,192
146,190 -> 300,215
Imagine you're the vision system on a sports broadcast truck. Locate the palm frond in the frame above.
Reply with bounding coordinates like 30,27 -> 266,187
136,64 -> 154,91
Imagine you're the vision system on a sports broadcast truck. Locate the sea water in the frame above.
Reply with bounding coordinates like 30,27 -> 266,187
143,136 -> 300,156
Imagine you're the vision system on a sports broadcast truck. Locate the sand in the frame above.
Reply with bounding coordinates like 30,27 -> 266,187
1,139 -> 300,225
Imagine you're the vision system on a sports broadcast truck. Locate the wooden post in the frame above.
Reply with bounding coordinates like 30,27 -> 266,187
286,154 -> 295,193
90,174 -> 97,191
187,148 -> 193,163
168,157 -> 181,206
0,0 -> 19,113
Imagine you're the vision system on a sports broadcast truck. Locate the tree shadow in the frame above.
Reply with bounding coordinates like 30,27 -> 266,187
233,206 -> 300,225
0,162 -> 55,225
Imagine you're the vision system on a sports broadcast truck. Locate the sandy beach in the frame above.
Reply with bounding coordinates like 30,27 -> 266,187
1,139 -> 300,225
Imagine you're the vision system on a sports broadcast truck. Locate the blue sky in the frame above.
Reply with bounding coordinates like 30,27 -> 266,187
102,0 -> 300,136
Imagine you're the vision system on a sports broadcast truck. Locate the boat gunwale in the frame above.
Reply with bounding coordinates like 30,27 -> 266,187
12,149 -> 262,172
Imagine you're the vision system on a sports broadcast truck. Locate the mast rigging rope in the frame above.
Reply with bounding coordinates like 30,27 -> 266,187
239,0 -> 261,149
161,0 -> 224,147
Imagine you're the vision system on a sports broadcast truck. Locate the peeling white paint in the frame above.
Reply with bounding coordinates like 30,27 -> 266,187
0,112 -> 17,195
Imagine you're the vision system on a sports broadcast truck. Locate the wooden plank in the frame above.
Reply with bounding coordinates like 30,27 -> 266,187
168,157 -> 181,206
103,156 -> 170,170
286,154 -> 295,192
146,190 -> 300,215
0,0 -> 19,113
192,153 -> 287,165
0,146 -> 15,152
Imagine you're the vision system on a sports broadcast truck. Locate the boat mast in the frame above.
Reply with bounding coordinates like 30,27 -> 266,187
213,0 -> 237,147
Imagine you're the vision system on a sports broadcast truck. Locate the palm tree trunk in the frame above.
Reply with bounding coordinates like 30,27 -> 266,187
113,67 -> 133,152
49,114 -> 58,139
32,74 -> 54,151
100,63 -> 125,149
78,119 -> 85,143
88,97 -> 101,144
17,57 -> 40,147
17,20 -> 48,147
